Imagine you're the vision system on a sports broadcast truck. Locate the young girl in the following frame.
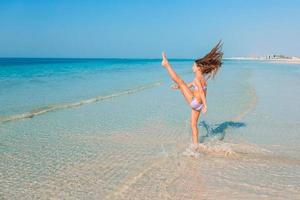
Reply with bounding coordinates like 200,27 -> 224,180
161,42 -> 223,144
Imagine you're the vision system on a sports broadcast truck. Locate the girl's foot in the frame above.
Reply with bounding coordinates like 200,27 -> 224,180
161,52 -> 170,68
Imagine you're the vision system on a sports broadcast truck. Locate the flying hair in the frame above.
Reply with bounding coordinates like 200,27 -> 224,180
195,41 -> 223,79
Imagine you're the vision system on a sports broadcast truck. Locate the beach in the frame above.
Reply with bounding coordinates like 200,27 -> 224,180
1,59 -> 300,199
227,57 -> 300,64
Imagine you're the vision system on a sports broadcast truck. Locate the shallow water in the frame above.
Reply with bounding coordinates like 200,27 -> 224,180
0,59 -> 299,199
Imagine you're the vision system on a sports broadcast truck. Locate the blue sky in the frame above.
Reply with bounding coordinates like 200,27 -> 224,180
0,0 -> 299,58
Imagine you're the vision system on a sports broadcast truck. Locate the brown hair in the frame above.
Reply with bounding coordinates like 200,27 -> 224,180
195,41 -> 223,79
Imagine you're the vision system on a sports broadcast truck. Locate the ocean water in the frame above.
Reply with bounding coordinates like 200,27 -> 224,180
0,58 -> 299,199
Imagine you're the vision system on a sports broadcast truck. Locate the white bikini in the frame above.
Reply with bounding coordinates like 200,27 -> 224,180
190,81 -> 207,111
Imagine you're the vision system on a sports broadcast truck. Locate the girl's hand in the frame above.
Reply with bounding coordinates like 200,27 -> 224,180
161,52 -> 170,68
170,84 -> 179,89
202,105 -> 207,113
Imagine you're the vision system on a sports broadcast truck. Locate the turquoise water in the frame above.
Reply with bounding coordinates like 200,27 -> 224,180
0,59 -> 299,199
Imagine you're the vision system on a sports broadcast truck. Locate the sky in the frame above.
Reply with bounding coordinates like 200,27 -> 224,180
0,0 -> 299,58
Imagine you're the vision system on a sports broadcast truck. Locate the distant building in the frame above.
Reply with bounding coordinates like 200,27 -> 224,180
266,54 -> 290,59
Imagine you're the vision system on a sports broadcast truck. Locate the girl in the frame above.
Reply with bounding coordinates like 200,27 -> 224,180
161,42 -> 223,144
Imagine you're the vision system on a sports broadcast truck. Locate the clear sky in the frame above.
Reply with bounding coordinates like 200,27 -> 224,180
0,0 -> 299,58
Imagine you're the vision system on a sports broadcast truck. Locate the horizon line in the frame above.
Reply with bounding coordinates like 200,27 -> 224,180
1,55 -> 298,60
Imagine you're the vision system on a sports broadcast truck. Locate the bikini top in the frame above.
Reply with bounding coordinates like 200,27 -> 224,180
193,81 -> 207,91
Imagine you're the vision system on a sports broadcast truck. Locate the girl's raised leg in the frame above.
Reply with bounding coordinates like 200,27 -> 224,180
162,52 -> 193,104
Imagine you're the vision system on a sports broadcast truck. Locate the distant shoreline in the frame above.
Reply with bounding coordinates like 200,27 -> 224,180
226,57 -> 300,64
1,57 -> 300,65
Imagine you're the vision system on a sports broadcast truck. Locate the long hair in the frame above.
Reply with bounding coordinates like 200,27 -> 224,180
195,41 -> 223,79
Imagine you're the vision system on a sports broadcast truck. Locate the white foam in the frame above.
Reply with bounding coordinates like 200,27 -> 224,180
0,82 -> 161,123
182,140 -> 272,158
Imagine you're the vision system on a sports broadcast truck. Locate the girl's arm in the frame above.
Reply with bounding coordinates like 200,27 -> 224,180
194,79 -> 207,113
170,84 -> 179,89
171,82 -> 193,90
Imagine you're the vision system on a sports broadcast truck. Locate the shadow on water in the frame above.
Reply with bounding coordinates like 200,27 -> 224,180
198,121 -> 246,143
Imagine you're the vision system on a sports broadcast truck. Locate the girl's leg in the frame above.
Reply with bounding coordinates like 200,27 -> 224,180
164,66 -> 193,103
191,109 -> 201,144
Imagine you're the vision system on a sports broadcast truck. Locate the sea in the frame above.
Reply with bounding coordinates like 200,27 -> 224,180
0,58 -> 300,199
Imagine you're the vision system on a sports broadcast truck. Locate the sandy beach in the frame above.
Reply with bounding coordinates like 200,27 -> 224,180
1,59 -> 300,199
1,1 -> 300,199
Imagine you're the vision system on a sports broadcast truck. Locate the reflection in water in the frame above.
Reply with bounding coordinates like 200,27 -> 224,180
199,121 -> 246,142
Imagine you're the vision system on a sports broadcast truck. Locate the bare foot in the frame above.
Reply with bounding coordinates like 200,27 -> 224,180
161,52 -> 170,68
